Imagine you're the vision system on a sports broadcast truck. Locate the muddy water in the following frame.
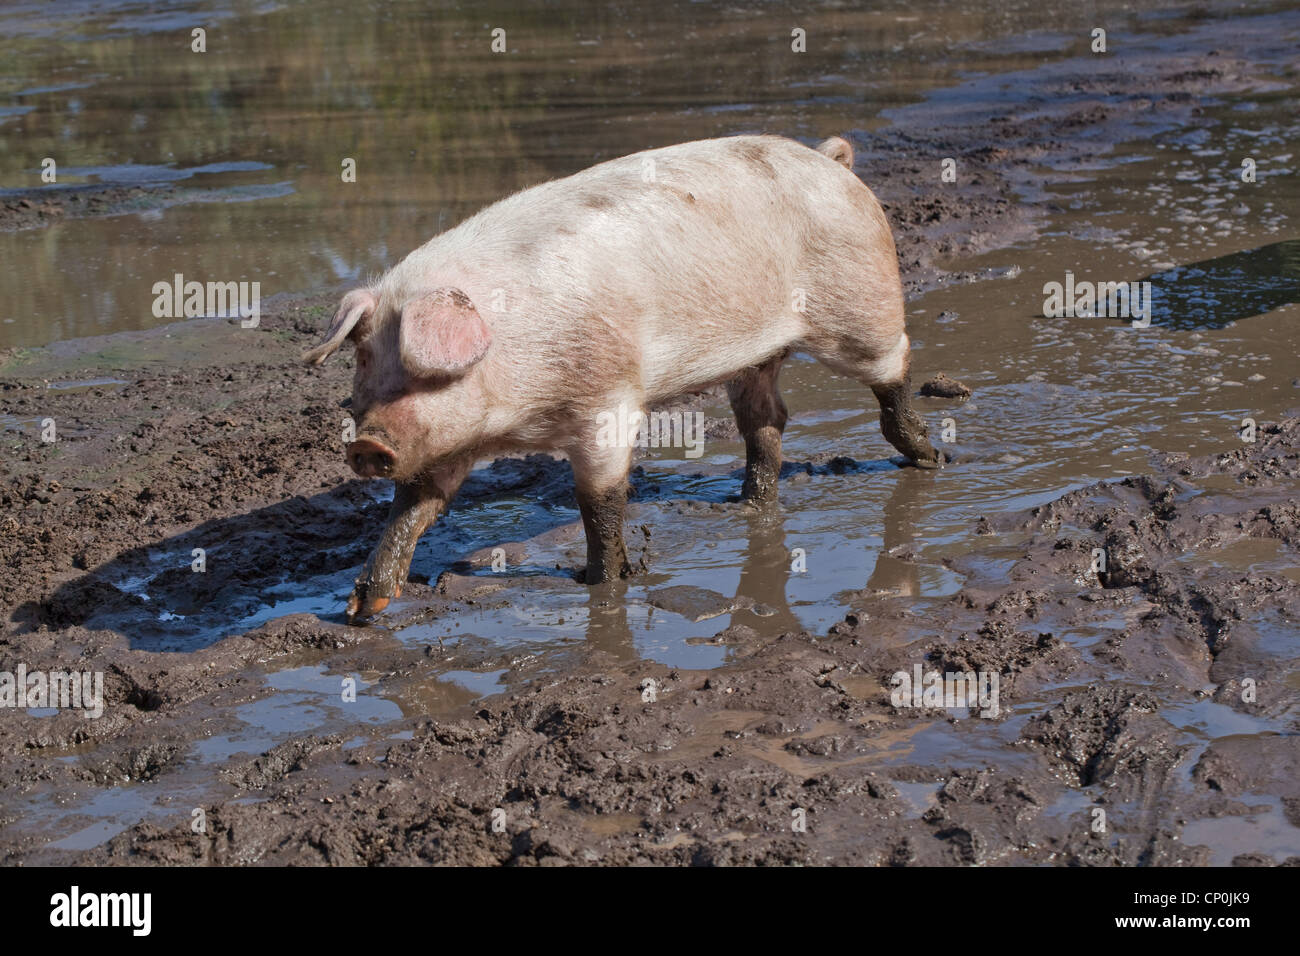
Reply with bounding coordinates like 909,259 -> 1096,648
1,0 -> 1298,861
0,0 -> 1282,344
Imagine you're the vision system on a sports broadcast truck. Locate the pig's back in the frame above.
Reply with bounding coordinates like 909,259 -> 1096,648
396,136 -> 896,402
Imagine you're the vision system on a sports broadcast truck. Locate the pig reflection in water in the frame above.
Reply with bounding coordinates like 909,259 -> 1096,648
304,135 -> 941,623
581,469 -> 933,661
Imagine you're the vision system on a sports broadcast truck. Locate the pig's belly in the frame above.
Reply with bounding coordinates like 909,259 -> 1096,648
638,309 -> 799,403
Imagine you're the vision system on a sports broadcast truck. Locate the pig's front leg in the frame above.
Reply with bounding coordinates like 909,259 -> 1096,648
346,458 -> 471,623
569,437 -> 633,584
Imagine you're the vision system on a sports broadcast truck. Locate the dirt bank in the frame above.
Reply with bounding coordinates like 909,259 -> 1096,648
0,183 -> 181,232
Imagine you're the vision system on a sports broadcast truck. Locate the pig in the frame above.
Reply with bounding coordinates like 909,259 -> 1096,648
304,134 -> 941,623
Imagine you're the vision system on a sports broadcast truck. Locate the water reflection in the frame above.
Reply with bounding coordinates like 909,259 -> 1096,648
866,466 -> 933,598
0,0 -> 1219,347
1142,239 -> 1300,329
579,461 -> 940,656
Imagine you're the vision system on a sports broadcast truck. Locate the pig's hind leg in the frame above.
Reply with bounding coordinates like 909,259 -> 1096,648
568,434 -> 633,584
346,457 -> 471,622
872,375 -> 941,468
726,354 -> 788,503
809,331 -> 941,469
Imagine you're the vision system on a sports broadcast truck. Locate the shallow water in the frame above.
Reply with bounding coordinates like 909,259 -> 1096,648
3,0 -> 1293,344
1,0 -> 1298,862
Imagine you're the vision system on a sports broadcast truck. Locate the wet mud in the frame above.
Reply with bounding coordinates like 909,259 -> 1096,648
0,182 -> 181,232
3,360 -> 1296,862
3,256 -> 1297,866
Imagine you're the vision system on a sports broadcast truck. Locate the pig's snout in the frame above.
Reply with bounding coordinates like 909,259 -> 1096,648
347,437 -> 397,478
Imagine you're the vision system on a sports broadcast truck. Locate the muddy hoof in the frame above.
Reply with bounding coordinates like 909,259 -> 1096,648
345,587 -> 392,624
578,561 -> 633,585
907,446 -> 946,469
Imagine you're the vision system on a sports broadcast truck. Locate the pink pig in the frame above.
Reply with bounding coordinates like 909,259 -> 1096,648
304,135 -> 939,622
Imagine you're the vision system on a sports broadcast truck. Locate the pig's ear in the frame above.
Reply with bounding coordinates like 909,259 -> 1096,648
399,288 -> 492,378
302,289 -> 375,366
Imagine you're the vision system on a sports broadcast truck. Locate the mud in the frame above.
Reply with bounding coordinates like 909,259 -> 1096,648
2,376 -> 1297,862
0,180 -> 190,232
3,279 -> 1298,865
919,373 -> 973,401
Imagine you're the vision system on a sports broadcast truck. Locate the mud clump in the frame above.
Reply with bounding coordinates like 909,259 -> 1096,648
918,373 -> 973,401
1020,687 -> 1186,795
0,183 -> 180,232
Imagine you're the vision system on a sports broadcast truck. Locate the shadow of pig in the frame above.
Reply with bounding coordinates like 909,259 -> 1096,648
24,452 -> 909,651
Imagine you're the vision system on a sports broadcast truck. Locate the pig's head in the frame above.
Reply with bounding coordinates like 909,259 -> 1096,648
303,286 -> 492,482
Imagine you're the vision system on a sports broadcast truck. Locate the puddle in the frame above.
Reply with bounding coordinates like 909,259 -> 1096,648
248,664 -> 401,730
1176,537 -> 1300,582
1182,794 -> 1300,866
387,668 -> 517,718
44,377 -> 129,390
192,662 -> 407,764
49,818 -> 130,851
1164,699 -> 1283,742
16,773 -> 220,856
438,669 -> 508,698
1139,241 -> 1300,330
892,781 -> 942,816
8,0 -> 1295,347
